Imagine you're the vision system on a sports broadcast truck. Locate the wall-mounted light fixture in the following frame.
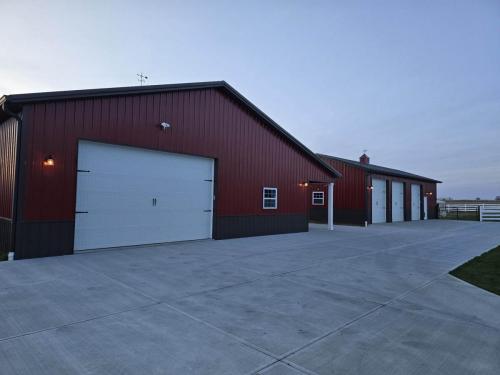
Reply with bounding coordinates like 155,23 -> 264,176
367,185 -> 374,191
43,155 -> 55,167
160,122 -> 171,131
425,192 -> 433,197
299,182 -> 309,187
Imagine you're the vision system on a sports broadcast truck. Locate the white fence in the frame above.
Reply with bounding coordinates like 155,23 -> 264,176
442,204 -> 483,212
439,203 -> 500,221
480,205 -> 500,222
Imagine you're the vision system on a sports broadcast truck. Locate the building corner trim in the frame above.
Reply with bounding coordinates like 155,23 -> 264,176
1,102 -> 23,258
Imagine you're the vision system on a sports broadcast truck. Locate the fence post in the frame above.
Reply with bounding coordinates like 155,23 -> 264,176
479,205 -> 483,222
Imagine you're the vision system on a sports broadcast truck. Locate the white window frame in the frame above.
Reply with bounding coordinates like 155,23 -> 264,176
312,191 -> 324,206
263,187 -> 278,209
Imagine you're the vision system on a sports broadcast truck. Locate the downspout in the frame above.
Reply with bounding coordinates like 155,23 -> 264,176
2,101 -> 23,261
328,182 -> 334,230
364,173 -> 369,227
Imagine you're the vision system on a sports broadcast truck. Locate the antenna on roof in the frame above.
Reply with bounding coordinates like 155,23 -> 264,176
137,73 -> 148,86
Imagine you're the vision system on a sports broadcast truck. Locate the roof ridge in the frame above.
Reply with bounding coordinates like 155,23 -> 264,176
317,153 -> 441,183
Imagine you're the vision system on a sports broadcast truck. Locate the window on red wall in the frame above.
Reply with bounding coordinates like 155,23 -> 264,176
263,187 -> 278,209
312,191 -> 324,205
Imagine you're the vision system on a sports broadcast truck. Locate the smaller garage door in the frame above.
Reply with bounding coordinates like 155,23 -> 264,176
372,179 -> 387,223
411,184 -> 421,221
392,181 -> 404,222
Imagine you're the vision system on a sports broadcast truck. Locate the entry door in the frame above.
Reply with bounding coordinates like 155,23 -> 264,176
74,141 -> 214,251
411,184 -> 421,221
371,179 -> 387,223
391,181 -> 404,222
424,196 -> 428,220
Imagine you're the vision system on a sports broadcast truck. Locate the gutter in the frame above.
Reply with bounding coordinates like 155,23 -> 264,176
2,99 -> 23,261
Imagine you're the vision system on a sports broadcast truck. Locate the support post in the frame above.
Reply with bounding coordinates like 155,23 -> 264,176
328,182 -> 334,230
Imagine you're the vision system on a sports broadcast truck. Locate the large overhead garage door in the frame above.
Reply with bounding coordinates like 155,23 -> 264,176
391,181 -> 404,222
411,184 -> 421,221
74,141 -> 214,251
371,179 -> 387,223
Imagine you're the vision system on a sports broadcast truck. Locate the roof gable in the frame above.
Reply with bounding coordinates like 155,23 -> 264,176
1,81 -> 341,178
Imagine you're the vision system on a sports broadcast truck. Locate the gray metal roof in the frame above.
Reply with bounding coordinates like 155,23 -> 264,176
318,154 -> 441,183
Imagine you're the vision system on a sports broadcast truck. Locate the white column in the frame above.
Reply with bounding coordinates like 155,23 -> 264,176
328,182 -> 334,230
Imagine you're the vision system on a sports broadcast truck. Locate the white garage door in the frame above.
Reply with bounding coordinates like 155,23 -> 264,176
74,141 -> 214,251
411,184 -> 421,221
372,179 -> 387,223
391,181 -> 404,222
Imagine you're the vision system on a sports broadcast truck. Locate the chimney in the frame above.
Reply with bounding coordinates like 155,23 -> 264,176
360,153 -> 370,164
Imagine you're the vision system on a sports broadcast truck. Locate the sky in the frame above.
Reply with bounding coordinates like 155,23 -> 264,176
1,0 -> 499,199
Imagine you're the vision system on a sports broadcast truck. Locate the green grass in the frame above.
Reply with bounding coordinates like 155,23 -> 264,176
439,211 -> 479,221
0,251 -> 7,262
450,245 -> 500,296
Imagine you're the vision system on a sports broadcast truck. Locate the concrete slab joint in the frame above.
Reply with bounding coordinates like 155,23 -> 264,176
0,220 -> 499,374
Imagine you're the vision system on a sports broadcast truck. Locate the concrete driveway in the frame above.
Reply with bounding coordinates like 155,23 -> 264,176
1,221 -> 500,375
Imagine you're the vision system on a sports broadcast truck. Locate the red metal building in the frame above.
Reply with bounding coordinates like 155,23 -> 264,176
0,82 -> 340,259
309,153 -> 441,225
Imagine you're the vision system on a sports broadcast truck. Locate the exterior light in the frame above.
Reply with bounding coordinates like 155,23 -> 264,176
43,155 -> 55,167
367,185 -> 374,191
299,182 -> 309,187
425,192 -> 433,197
160,122 -> 171,130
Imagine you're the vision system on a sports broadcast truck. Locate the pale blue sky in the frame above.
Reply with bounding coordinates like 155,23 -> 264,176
1,0 -> 499,198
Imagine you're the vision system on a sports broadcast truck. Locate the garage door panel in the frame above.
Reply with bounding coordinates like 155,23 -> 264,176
78,144 -> 212,176
77,173 -> 211,193
77,209 -> 160,229
76,224 -> 206,250
155,184 -> 212,204
77,191 -> 152,209
371,179 -> 387,224
78,143 -> 211,172
411,184 -> 421,221
74,141 -> 214,251
391,182 -> 404,222
77,176 -> 150,193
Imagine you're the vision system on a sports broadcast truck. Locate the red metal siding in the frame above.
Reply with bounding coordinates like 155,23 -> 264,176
20,88 -> 334,222
323,158 -> 366,210
311,157 -> 438,224
403,178 -> 437,220
308,183 -> 329,222
308,158 -> 366,224
425,181 -> 438,219
0,117 -> 18,219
